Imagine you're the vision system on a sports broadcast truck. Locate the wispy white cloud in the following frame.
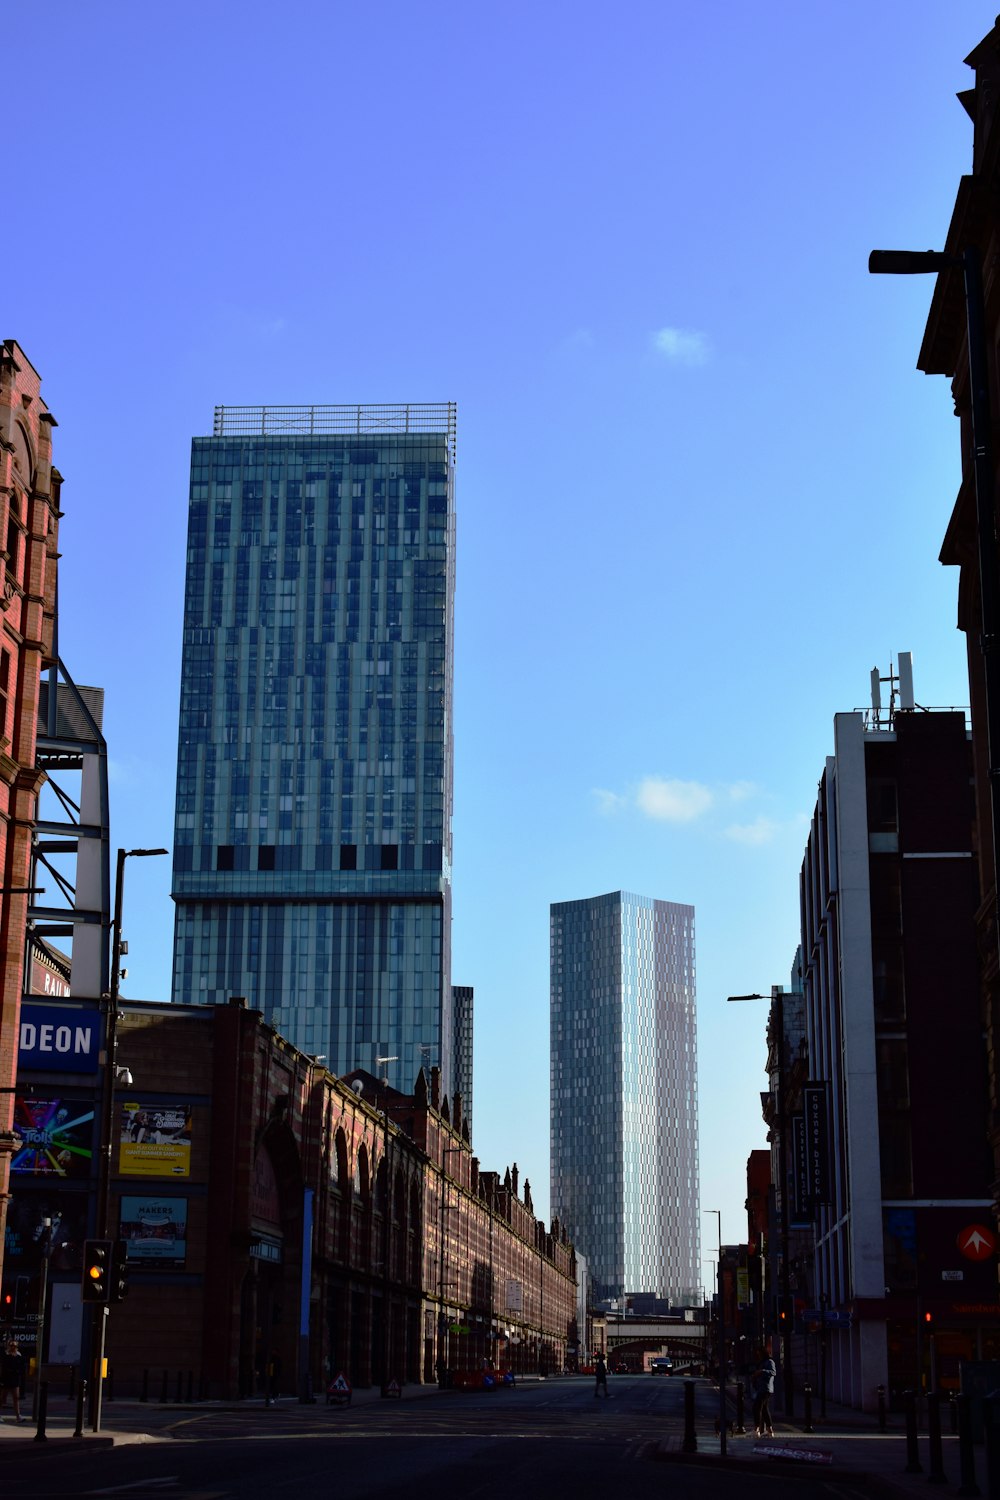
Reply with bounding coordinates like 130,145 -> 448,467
724,816 -> 779,846
727,780 -> 758,803
636,776 -> 713,823
651,326 -> 711,366
592,787 -> 626,816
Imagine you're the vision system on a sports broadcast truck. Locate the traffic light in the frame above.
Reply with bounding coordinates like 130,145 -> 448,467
4,1277 -> 30,1316
81,1239 -> 113,1303
110,1239 -> 129,1303
924,1311 -> 934,1326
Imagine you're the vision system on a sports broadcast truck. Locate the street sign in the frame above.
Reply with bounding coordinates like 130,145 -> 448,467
942,1270 -> 965,1282
958,1225 -> 996,1261
803,1308 -> 851,1328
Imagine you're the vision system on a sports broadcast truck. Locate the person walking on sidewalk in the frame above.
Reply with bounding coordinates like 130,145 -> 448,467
751,1347 -> 776,1437
0,1338 -> 26,1423
594,1354 -> 609,1398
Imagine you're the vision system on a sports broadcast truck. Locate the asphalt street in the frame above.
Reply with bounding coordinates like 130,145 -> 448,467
0,1374 -> 890,1500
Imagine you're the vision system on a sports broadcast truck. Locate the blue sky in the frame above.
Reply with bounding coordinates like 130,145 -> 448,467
8,2 -> 991,1293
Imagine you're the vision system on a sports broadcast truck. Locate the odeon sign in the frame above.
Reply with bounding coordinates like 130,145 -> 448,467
18,1002 -> 100,1073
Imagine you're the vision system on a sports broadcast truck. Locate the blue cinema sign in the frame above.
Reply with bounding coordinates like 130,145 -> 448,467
19,1003 -> 100,1073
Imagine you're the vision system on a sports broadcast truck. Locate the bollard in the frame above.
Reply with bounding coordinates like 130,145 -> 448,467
74,1379 -> 87,1439
906,1390 -> 924,1474
160,1368 -> 168,1404
736,1380 -> 746,1434
878,1384 -> 888,1433
34,1380 -> 48,1443
141,1367 -> 149,1403
927,1391 -> 947,1485
682,1377 -> 698,1454
804,1383 -> 814,1434
957,1393 -> 981,1499
985,1394 -> 1000,1500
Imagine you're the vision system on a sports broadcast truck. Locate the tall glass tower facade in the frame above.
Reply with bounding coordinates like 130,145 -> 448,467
171,403 -> 456,1091
550,891 -> 699,1303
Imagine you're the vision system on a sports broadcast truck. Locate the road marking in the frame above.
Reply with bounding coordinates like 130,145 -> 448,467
85,1480 -> 179,1495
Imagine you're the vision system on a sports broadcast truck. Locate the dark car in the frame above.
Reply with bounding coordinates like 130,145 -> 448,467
650,1357 -> 673,1375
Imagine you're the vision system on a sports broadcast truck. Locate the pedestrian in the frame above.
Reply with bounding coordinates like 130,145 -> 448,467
594,1353 -> 609,1398
751,1346 -> 776,1437
0,1337 -> 26,1423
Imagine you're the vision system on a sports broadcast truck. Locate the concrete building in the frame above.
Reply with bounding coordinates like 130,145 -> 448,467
796,672 -> 992,1408
170,404 -> 456,1093
550,890 -> 699,1304
5,995 -> 577,1394
0,342 -> 61,1290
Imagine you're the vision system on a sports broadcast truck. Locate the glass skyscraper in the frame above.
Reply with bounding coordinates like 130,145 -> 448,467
550,891 -> 699,1303
171,403 -> 456,1091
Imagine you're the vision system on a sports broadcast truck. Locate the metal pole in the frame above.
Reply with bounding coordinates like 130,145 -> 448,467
32,1218 -> 51,1421
774,989 -> 793,1418
91,846 -> 125,1432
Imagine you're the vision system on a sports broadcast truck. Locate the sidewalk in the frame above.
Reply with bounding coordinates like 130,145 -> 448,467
0,1378 -> 443,1458
656,1384 -> 975,1499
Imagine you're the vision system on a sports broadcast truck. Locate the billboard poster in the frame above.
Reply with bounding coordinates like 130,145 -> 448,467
119,1195 -> 188,1266
119,1104 -> 192,1178
11,1098 -> 93,1178
790,1113 -> 811,1225
4,1190 -> 88,1272
804,1082 -> 830,1205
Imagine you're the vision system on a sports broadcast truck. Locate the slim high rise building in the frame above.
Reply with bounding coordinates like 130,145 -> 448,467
550,891 -> 698,1303
171,403 -> 456,1090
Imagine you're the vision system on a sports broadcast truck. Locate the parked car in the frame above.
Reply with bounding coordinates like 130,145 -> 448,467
650,1357 -> 673,1375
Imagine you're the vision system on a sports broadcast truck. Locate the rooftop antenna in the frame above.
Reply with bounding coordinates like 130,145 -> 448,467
374,1053 -> 398,1084
869,654 -> 916,727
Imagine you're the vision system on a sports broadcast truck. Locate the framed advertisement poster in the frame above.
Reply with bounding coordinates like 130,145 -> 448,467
119,1103 -> 192,1178
11,1097 -> 93,1178
119,1196 -> 188,1266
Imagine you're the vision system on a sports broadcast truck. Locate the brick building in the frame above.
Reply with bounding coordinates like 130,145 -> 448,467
6,996 -> 578,1395
0,341 -> 60,1290
919,16 -> 1000,1260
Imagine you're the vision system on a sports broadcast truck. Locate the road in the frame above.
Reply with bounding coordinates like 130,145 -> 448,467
0,1374 -> 870,1499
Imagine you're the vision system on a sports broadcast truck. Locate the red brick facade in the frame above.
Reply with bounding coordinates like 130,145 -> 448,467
0,341 -> 60,1290
93,1000 -> 578,1397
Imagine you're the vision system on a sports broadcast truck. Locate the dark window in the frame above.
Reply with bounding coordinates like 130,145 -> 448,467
0,648 -> 10,736
340,844 -> 357,871
216,846 -> 234,871
257,845 -> 275,871
381,844 -> 398,871
867,779 -> 898,834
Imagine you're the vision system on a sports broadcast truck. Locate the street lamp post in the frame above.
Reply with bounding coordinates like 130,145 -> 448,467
728,988 -> 793,1416
870,246 -> 1000,965
91,846 -> 167,1432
